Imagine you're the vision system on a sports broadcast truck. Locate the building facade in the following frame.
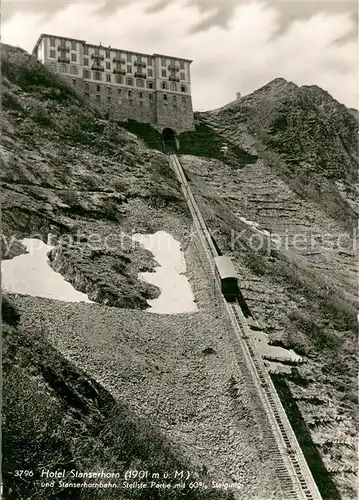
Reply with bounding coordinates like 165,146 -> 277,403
33,34 -> 195,135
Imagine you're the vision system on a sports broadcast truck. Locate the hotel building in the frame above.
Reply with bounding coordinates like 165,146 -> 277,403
33,34 -> 195,135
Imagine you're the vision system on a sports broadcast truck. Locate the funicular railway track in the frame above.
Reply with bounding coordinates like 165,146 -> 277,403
167,149 -> 322,500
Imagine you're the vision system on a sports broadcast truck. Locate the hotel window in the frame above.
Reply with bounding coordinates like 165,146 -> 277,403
85,83 -> 90,91
83,69 -> 90,78
94,46 -> 100,54
128,90 -> 132,97
139,101 -> 144,108
72,79 -> 77,86
107,96 -> 111,103
96,94 -> 101,101
49,62 -> 56,70
170,83 -> 177,91
127,52 -> 131,62
84,46 -> 89,55
173,104 -> 177,110
129,99 -> 133,106
118,88 -> 122,94
136,54 -> 142,62
127,65 -> 132,74
181,96 -> 186,103
180,60 -> 184,69
107,87 -> 112,94
180,72 -> 185,81
147,81 -> 153,89
96,84 -> 100,92
136,79 -> 144,88
84,58 -> 89,66
50,37 -> 55,46
149,93 -> 153,100
106,74 -> 111,82
163,94 -> 167,101
126,77 -> 133,86
106,49 -> 110,58
70,66 -> 78,75
182,103 -> 186,110
148,69 -> 153,77
50,49 -> 56,58
162,82 -> 168,90
147,57 -> 152,66
71,53 -> 77,62
59,64 -> 66,73
180,85 -> 186,92
173,95 -> 177,102
115,75 -> 123,84
94,72 -> 102,81
139,92 -> 143,99
149,102 -> 154,108
161,57 -> 166,66
161,69 -> 166,77
71,41 -> 76,50
106,62 -> 111,69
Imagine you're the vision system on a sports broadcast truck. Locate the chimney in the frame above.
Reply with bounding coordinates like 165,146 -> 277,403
236,92 -> 241,100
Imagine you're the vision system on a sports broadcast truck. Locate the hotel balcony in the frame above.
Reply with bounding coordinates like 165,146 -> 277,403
113,68 -> 126,75
91,53 -> 105,61
169,75 -> 180,82
57,57 -> 70,63
134,71 -> 147,78
92,64 -> 105,71
134,60 -> 146,68
168,64 -> 179,72
58,45 -> 70,52
113,57 -> 125,64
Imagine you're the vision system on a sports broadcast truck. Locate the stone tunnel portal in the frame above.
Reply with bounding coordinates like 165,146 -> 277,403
162,127 -> 179,151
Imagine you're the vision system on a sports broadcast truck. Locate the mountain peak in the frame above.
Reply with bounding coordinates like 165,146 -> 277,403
252,77 -> 299,97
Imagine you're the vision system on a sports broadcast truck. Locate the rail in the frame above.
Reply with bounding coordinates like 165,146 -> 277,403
167,150 -> 322,500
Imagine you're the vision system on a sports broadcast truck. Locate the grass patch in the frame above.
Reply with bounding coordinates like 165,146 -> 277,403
1,44 -> 85,104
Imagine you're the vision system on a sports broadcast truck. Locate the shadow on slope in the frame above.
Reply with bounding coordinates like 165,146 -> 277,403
179,119 -> 258,165
2,296 -> 234,500
117,119 -> 164,151
272,375 -> 342,500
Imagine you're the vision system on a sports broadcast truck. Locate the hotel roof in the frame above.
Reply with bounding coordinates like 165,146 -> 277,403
32,34 -> 193,63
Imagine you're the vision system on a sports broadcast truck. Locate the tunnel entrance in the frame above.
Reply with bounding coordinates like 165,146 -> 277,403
162,127 -> 178,151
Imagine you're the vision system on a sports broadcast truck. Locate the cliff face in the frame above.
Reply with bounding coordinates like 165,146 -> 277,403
2,45 -> 358,500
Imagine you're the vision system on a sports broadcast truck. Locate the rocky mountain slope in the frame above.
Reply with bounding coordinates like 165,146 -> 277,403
176,78 -> 358,499
1,45 -> 357,499
1,45 -> 283,500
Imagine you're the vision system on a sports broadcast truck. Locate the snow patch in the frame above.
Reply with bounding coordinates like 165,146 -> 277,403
238,216 -> 271,236
1,238 -> 93,303
132,231 -> 198,314
253,330 -> 302,363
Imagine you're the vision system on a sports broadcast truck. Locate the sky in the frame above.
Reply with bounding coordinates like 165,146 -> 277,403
2,0 -> 358,111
